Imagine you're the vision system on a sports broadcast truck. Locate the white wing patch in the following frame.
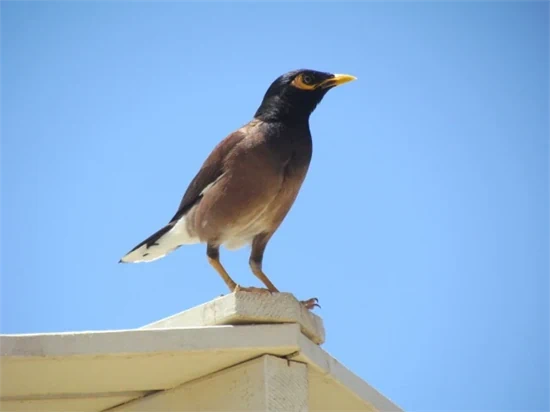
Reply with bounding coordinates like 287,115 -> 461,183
200,173 -> 225,197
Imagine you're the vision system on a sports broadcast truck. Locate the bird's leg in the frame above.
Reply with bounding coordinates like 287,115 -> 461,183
249,234 -> 280,293
207,244 -> 270,294
250,234 -> 319,310
207,244 -> 238,292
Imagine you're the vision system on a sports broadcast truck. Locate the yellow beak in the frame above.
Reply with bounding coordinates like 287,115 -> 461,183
332,74 -> 357,86
320,73 -> 357,89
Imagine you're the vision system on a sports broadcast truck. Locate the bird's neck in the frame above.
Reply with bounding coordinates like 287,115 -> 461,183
257,117 -> 312,152
254,96 -> 314,126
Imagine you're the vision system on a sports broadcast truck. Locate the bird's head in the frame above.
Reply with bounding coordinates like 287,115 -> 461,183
254,69 -> 356,124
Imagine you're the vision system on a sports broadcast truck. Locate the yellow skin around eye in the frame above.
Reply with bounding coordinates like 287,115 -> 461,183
291,74 -> 318,90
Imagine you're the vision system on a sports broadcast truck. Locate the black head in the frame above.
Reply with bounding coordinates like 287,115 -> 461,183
254,69 -> 356,124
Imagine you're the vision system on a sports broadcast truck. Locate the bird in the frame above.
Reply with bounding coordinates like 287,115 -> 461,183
119,69 -> 356,309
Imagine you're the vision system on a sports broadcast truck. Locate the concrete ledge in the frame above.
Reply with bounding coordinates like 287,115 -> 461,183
1,324 -> 300,359
1,323 -> 403,411
141,291 -> 326,345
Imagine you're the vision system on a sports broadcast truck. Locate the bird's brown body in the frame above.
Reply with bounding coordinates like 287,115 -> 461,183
186,119 -> 312,250
120,69 -> 355,307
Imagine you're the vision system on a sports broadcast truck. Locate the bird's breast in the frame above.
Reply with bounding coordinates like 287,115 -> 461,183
191,121 -> 313,249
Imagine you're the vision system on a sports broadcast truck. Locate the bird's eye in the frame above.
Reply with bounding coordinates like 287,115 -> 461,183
291,73 -> 318,90
302,74 -> 314,85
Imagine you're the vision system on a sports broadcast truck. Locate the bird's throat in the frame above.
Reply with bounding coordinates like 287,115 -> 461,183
254,95 -> 315,125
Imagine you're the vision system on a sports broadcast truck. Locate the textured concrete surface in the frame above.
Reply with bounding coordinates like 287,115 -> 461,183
109,355 -> 308,412
142,291 -> 326,345
1,298 -> 402,412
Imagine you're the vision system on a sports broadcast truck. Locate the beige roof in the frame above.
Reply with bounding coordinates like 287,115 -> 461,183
1,292 -> 403,412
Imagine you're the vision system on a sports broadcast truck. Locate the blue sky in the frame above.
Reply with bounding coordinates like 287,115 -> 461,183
1,1 -> 548,411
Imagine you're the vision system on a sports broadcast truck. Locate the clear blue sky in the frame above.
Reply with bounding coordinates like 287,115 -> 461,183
1,2 -> 548,411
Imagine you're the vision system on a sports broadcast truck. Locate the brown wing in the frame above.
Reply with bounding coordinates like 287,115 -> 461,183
168,129 -> 246,224
120,128 -> 247,259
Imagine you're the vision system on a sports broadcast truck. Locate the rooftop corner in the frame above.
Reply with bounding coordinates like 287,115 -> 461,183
0,291 -> 402,412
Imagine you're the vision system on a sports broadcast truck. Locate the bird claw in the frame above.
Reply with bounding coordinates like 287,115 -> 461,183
300,297 -> 321,310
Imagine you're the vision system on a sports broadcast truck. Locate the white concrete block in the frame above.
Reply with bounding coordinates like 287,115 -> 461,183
110,355 -> 309,412
0,323 -> 403,411
0,324 -> 301,399
142,291 -> 326,345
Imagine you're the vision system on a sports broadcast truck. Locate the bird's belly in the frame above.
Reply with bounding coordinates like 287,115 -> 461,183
222,236 -> 253,251
219,169 -> 308,250
219,208 -> 273,250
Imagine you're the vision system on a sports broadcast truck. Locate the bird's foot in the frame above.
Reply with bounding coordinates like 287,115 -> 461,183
300,297 -> 320,310
234,285 -> 273,294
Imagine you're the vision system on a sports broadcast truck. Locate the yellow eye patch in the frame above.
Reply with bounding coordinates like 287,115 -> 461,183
291,74 -> 318,90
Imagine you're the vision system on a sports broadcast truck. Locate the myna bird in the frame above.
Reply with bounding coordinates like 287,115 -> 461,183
120,69 -> 356,309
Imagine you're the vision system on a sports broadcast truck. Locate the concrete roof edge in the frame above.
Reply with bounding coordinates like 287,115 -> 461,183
1,322 -> 402,412
0,323 -> 302,358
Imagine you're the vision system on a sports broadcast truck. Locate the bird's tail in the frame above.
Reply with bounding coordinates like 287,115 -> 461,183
119,216 -> 198,263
